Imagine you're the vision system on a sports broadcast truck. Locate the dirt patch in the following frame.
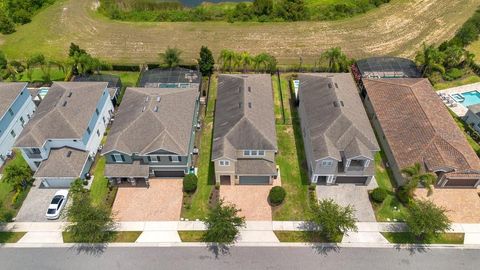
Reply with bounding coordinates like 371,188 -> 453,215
0,0 -> 477,64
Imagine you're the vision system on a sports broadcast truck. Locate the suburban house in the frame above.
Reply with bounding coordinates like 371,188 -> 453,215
102,86 -> 199,186
464,104 -> 480,133
73,74 -> 122,105
298,73 -> 380,185
14,82 -> 114,188
363,78 -> 480,188
0,83 -> 36,167
212,74 -> 278,185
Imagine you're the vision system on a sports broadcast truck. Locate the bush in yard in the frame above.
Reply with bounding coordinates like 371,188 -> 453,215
405,200 -> 451,241
183,174 -> 198,193
203,200 -> 245,244
371,188 -> 387,203
3,161 -> 33,196
268,186 -> 286,206
310,199 -> 358,242
396,185 -> 411,204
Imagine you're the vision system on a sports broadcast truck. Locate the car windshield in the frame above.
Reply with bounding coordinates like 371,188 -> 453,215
47,208 -> 56,214
51,195 -> 63,204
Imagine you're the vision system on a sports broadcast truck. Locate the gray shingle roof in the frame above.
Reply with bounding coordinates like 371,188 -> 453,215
298,73 -> 379,161
104,161 -> 149,178
236,159 -> 277,175
15,82 -> 108,147
212,74 -> 277,160
33,147 -> 89,178
0,83 -> 28,118
103,87 -> 198,156
467,104 -> 480,116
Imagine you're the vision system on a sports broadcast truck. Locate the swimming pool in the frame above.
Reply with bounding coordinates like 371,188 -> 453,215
451,90 -> 480,107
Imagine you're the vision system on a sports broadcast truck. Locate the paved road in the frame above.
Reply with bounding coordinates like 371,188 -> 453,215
0,246 -> 479,270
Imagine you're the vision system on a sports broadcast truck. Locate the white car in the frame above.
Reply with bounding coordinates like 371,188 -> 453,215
45,190 -> 69,220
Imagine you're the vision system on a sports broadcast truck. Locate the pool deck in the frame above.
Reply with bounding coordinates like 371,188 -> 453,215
437,82 -> 480,117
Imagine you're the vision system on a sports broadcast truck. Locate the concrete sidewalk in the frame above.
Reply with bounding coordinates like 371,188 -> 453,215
3,221 -> 480,245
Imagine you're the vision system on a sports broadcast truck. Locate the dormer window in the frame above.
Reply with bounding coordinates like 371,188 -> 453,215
321,160 -> 333,167
219,160 -> 230,166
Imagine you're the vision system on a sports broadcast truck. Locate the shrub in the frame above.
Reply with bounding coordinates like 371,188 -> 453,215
370,188 -> 387,203
444,68 -> 464,81
268,186 -> 286,206
396,185 -> 411,204
183,174 -> 198,193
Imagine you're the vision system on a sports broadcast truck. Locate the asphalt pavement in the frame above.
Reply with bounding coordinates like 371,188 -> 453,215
0,246 -> 479,270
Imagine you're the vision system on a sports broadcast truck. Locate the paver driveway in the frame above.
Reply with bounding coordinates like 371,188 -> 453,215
415,188 -> 480,223
220,179 -> 281,221
112,179 -> 183,221
316,184 -> 376,222
15,180 -> 69,222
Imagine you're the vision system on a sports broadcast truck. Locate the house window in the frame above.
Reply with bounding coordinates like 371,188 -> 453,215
244,150 -> 250,156
20,117 -> 25,126
171,156 -> 180,163
251,150 -> 258,156
30,148 -> 41,154
96,129 -> 100,137
150,156 -> 159,163
102,116 -> 106,124
8,108 -> 14,116
0,155 -> 4,162
95,108 -> 100,116
219,160 -> 230,166
10,130 -> 16,138
87,127 -> 91,135
258,150 -> 265,156
244,150 -> 265,156
27,114 -> 30,119
321,160 -> 333,167
112,154 -> 124,163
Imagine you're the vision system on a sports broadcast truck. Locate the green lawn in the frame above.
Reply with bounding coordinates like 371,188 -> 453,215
433,75 -> 480,90
62,231 -> 141,243
89,156 -> 109,207
371,152 -> 409,222
15,67 -> 66,83
181,76 -> 216,220
0,151 -> 32,221
104,71 -> 140,105
273,74 -> 311,220
381,232 -> 464,244
178,231 -> 205,242
0,232 -> 26,243
274,231 -> 342,243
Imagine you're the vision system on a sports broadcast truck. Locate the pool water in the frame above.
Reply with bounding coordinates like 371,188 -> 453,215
452,90 -> 480,107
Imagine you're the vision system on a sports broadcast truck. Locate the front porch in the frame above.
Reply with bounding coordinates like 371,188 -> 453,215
104,161 -> 150,187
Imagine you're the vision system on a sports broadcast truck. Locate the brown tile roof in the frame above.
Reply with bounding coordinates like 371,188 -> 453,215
364,78 -> 480,174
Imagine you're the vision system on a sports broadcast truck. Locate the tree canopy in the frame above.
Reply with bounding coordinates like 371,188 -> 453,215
203,200 -> 245,244
310,199 -> 358,241
405,200 -> 451,241
160,47 -> 182,68
198,46 -> 215,76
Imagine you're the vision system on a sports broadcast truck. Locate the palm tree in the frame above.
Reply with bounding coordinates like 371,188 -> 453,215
2,60 -> 25,81
253,53 -> 270,73
159,47 -> 182,68
320,47 -> 349,72
218,49 -> 236,73
239,51 -> 252,73
415,43 -> 445,77
401,163 -> 436,197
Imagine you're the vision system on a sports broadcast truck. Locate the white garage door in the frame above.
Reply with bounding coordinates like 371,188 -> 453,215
42,178 -> 75,188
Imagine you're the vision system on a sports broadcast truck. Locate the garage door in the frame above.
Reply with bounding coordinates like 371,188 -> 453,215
42,179 -> 75,188
335,176 -> 368,185
239,176 -> 270,185
444,178 -> 477,187
153,170 -> 185,178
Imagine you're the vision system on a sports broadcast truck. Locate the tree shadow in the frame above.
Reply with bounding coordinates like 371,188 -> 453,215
205,243 -> 231,259
69,243 -> 109,256
393,243 -> 430,255
310,243 -> 341,256
298,221 -> 342,256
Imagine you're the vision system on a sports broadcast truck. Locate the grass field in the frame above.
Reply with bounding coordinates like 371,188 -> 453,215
178,231 -> 205,242
62,231 -> 142,243
0,0 -> 475,65
381,232 -> 464,244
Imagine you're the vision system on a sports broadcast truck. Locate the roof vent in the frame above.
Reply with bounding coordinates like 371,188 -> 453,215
154,106 -> 158,112
237,87 -> 241,93
66,151 -> 72,158
248,86 -> 251,92
238,102 -> 242,109
142,106 -> 146,112
335,83 -> 339,88
328,83 -> 333,89
248,102 -> 252,108
333,101 -> 339,107
156,96 -> 161,102
145,96 -> 149,103
340,101 -> 344,107
68,92 -> 73,97
62,101 -> 68,107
